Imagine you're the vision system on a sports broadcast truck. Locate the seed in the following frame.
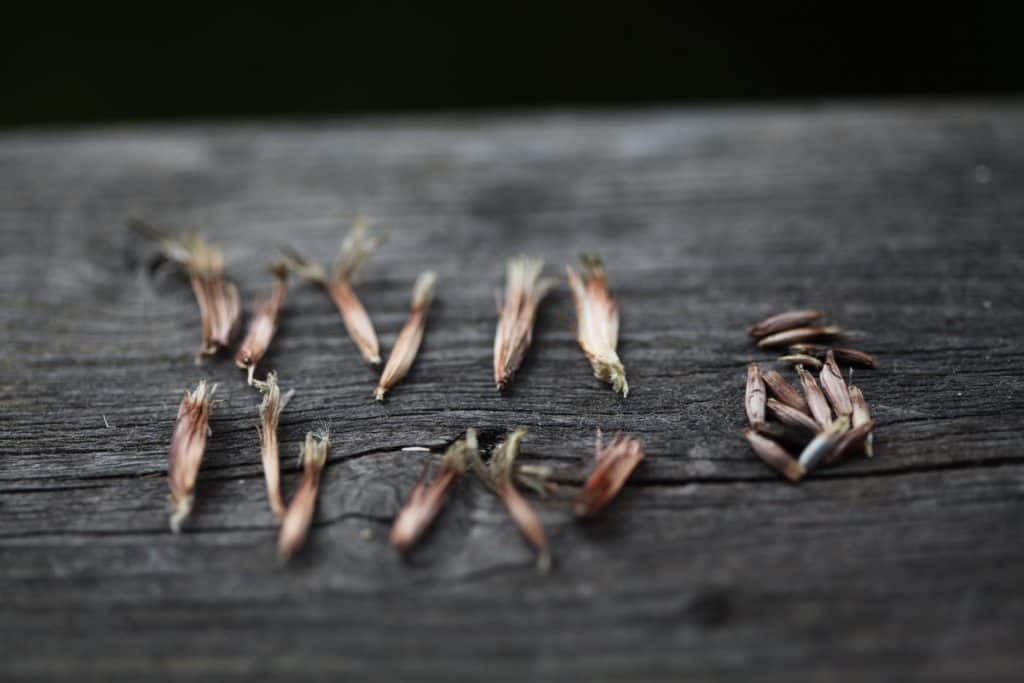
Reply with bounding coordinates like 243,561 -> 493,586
766,398 -> 820,435
754,421 -> 813,450
375,272 -> 437,401
777,354 -> 823,370
748,309 -> 823,338
819,350 -> 853,416
743,429 -> 805,482
493,258 -> 556,390
167,380 -> 217,533
848,385 -> 875,457
575,431 -> 646,517
278,430 -> 330,560
789,344 -> 877,368
825,419 -> 876,465
795,364 -> 833,429
762,370 -> 810,414
253,372 -> 294,520
797,416 -> 850,472
745,363 -> 766,426
567,255 -> 628,397
236,264 -> 289,385
757,325 -> 843,349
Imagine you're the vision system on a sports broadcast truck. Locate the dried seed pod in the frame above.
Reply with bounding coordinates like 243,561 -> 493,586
235,264 -> 289,384
825,419 -> 876,465
762,370 -> 810,414
819,351 -> 853,416
375,272 -> 436,401
777,354 -> 823,370
493,258 -> 557,390
848,385 -> 875,457
748,309 -> 823,338
795,364 -> 833,429
797,416 -> 850,472
567,255 -> 628,397
745,363 -> 767,426
789,344 -> 878,369
390,429 -> 476,553
757,325 -> 843,349
131,221 -> 241,360
253,372 -> 294,519
167,380 -> 217,533
743,429 -> 805,482
278,430 -> 330,560
471,427 -> 551,573
766,398 -> 821,435
575,431 -> 646,517
283,219 -> 385,365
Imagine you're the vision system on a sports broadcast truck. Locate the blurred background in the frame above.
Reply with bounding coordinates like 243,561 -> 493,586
2,2 -> 1022,129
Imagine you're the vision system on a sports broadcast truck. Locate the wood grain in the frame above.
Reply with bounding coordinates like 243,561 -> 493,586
1,103 -> 1023,681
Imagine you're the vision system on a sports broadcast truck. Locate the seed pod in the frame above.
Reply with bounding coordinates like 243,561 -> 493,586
167,380 -> 217,533
253,372 -> 294,519
777,354 -> 823,370
236,264 -> 289,384
757,325 -> 843,349
789,344 -> 877,368
745,363 -> 766,426
375,272 -> 436,401
762,370 -> 810,414
848,385 -> 875,457
493,258 -> 556,390
795,364 -> 833,429
748,309 -> 823,338
825,419 -> 876,465
575,431 -> 646,517
797,416 -> 850,472
278,430 -> 330,560
766,398 -> 821,435
819,350 -> 853,416
390,429 -> 476,553
567,255 -> 628,397
743,429 -> 805,482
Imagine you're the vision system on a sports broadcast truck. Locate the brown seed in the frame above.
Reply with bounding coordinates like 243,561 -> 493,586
795,364 -> 833,429
766,398 -> 821,435
757,325 -> 843,349
743,429 -> 805,482
797,416 -> 850,471
235,264 -> 289,385
762,370 -> 810,414
825,419 -> 876,465
848,385 -> 875,457
819,350 -> 853,417
375,272 -> 436,401
745,363 -> 766,426
167,380 -> 217,533
389,429 -> 476,553
575,431 -> 646,517
278,430 -> 330,560
567,255 -> 628,397
754,421 -> 813,450
253,372 -> 293,520
777,354 -> 823,370
789,344 -> 877,368
748,309 -> 823,338
493,258 -> 556,390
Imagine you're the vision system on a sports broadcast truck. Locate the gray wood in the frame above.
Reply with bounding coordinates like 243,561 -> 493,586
2,102 -> 1023,681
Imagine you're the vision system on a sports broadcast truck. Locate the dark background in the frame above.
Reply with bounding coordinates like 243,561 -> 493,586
2,3 -> 1023,128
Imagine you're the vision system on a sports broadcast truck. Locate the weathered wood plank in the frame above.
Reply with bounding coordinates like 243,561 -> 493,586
1,103 -> 1023,681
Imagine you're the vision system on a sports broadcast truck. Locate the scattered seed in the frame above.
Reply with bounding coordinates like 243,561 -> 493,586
235,263 -> 288,385
762,370 -> 810,414
493,258 -> 556,390
743,429 -> 805,482
757,325 -> 843,349
789,344 -> 877,368
777,354 -> 823,370
819,350 -> 853,417
745,363 -> 767,426
167,380 -> 217,533
797,416 -> 850,472
748,309 -> 823,338
825,419 -> 876,465
754,421 -> 813,450
795,364 -> 833,429
567,254 -> 628,397
390,429 -> 476,553
375,271 -> 437,401
253,372 -> 294,520
848,385 -> 875,457
766,398 -> 821,435
278,430 -> 330,560
575,431 -> 646,517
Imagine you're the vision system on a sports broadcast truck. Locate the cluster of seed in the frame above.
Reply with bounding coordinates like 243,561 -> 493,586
743,310 -> 877,481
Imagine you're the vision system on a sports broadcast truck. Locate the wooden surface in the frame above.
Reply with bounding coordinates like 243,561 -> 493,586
2,103 -> 1023,681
